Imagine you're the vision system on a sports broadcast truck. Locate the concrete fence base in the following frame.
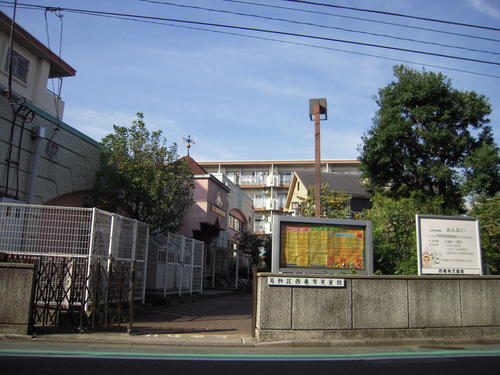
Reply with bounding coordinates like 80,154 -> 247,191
256,273 -> 500,344
0,262 -> 35,335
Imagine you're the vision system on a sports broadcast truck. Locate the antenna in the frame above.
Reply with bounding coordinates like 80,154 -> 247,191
182,135 -> 196,156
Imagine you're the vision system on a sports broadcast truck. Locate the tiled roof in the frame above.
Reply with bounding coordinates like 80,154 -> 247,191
182,156 -> 208,174
295,171 -> 368,197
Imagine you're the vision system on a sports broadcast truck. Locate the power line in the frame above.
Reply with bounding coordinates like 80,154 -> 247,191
216,0 -> 500,43
281,0 -> 500,32
139,0 -> 500,56
6,2 -> 500,67
52,9 -> 500,79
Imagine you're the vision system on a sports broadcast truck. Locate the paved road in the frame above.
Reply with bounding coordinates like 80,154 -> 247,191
2,352 -> 500,375
132,292 -> 252,335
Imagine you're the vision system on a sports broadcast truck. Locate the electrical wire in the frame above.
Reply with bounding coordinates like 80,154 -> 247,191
5,3 -> 500,67
139,0 -> 500,56
75,11 -> 500,79
281,0 -> 500,32
216,0 -> 500,43
0,1 -> 498,78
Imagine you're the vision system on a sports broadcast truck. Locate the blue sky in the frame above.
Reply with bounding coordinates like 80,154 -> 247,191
6,0 -> 500,161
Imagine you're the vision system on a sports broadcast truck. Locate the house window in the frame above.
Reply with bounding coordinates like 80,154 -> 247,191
228,215 -> 243,232
4,49 -> 30,83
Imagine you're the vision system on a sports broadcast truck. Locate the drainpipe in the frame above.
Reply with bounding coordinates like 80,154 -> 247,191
26,126 -> 45,203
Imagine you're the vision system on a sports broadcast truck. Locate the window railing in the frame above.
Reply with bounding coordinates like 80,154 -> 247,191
239,175 -> 267,185
280,175 -> 292,185
254,221 -> 270,233
253,198 -> 267,209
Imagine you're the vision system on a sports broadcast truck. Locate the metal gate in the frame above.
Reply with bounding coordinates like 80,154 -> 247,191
150,233 -> 204,296
0,203 -> 149,331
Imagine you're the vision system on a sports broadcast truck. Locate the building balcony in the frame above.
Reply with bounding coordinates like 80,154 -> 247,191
252,197 -> 286,211
39,88 -> 66,119
254,221 -> 271,234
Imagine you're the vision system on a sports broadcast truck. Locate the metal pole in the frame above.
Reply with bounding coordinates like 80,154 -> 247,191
314,104 -> 321,218
127,260 -> 135,335
179,236 -> 184,296
212,246 -> 216,289
190,240 -> 194,295
163,233 -> 170,297
7,0 -> 18,101
235,252 -> 239,290
26,127 -> 45,203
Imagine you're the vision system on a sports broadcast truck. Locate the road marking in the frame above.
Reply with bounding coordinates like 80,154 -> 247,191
1,349 -> 500,361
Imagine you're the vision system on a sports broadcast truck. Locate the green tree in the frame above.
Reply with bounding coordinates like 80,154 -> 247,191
261,234 -> 272,271
359,65 -> 497,211
363,193 -> 456,275
237,231 -> 263,268
469,195 -> 500,274
462,127 -> 500,198
300,184 -> 352,219
91,113 -> 194,233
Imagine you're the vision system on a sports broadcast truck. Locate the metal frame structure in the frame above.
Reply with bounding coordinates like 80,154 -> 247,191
152,233 -> 204,296
0,203 -> 149,306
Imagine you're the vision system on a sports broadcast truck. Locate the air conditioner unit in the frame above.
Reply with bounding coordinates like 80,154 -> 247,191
266,175 -> 280,187
266,200 -> 277,210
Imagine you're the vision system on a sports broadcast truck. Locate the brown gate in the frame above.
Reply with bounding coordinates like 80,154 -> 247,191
8,254 -> 136,333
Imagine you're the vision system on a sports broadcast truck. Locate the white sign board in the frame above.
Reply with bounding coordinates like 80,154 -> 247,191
267,276 -> 345,288
416,215 -> 482,275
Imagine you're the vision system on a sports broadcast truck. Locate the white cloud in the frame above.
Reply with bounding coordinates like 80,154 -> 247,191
467,0 -> 500,20
63,107 -> 177,142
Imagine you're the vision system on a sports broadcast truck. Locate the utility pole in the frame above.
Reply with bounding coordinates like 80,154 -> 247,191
309,98 -> 327,218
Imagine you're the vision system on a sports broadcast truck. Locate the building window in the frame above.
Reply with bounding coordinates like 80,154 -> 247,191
280,172 -> 293,185
4,49 -> 30,83
158,249 -> 167,263
228,214 -> 243,232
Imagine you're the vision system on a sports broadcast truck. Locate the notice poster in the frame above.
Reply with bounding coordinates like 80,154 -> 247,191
416,215 -> 482,275
280,222 -> 366,270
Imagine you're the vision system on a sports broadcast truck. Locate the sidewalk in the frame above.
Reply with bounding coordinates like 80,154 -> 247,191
2,291 -> 500,349
3,290 -> 257,347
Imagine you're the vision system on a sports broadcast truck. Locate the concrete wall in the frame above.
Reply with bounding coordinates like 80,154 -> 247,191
0,96 -> 100,204
0,262 -> 35,334
256,273 -> 500,343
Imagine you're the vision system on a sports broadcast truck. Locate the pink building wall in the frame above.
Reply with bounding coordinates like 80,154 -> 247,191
179,176 -> 228,239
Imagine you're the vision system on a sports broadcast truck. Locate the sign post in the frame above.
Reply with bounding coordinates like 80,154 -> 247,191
416,215 -> 482,275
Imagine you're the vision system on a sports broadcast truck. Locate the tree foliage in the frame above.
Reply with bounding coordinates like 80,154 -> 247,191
237,231 -> 263,267
300,184 -> 352,219
363,193 -> 456,275
469,195 -> 500,274
462,127 -> 500,198
359,65 -> 498,211
91,113 -> 194,233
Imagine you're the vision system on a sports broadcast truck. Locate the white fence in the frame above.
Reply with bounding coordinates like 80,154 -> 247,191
147,233 -> 204,296
0,203 -> 149,304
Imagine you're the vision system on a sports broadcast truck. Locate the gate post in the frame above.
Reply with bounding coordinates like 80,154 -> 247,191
127,260 -> 136,335
84,208 -> 97,314
190,239 -> 195,295
179,236 -> 185,296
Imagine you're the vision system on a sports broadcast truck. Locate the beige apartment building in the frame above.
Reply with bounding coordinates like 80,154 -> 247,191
198,160 -> 361,235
